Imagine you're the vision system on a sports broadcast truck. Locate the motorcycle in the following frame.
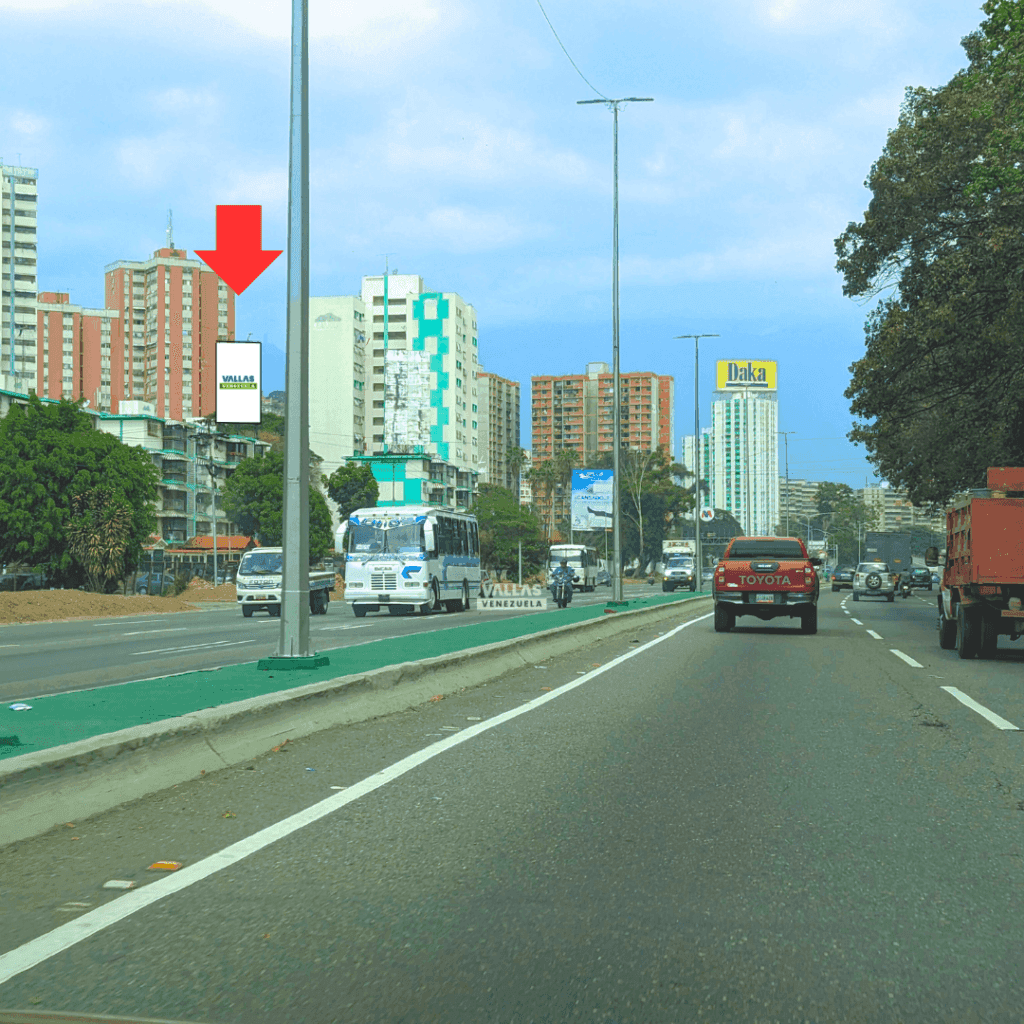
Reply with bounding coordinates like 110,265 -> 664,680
900,577 -> 912,599
551,575 -> 579,609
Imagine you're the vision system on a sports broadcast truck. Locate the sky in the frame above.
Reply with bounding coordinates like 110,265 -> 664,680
0,0 -> 989,490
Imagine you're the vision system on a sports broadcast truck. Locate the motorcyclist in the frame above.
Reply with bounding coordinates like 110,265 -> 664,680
550,558 -> 576,606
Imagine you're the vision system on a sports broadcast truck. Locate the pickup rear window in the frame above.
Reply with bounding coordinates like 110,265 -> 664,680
725,540 -> 806,560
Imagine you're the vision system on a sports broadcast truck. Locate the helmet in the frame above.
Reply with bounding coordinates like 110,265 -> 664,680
560,559 -> 568,566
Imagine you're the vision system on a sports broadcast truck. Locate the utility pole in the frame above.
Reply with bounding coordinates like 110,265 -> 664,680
579,96 -> 653,603
778,431 -> 793,534
675,334 -> 719,590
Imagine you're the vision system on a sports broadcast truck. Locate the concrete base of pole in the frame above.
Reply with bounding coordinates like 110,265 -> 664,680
257,655 -> 330,671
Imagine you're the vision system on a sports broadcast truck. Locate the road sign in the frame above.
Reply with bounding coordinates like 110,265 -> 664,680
699,507 -> 715,522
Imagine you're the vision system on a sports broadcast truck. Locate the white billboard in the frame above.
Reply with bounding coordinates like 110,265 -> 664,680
571,469 -> 614,530
216,341 -> 262,424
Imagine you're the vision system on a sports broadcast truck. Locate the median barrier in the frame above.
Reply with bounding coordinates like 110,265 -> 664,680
0,593 -> 712,848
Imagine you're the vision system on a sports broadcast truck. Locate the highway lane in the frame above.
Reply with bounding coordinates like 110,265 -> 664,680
0,585 -> 620,701
2,593 -> 1023,1022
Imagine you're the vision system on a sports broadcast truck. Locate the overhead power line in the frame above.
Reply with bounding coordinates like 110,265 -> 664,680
533,0 -> 607,99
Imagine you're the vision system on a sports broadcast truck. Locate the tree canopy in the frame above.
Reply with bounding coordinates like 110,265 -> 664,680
835,4 -> 1024,505
221,450 -> 333,558
0,396 -> 159,586
325,463 -> 379,522
470,484 -> 547,576
593,448 -> 691,571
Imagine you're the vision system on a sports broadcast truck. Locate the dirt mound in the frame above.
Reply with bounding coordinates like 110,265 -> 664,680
0,589 -> 201,625
183,578 -> 238,602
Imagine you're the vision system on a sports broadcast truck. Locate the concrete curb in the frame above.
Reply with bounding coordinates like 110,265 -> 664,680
0,595 -> 712,849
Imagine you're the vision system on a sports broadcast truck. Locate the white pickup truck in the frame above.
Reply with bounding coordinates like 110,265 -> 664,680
235,547 -> 336,618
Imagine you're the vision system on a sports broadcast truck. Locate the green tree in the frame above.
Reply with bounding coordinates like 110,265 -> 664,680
470,484 -> 547,576
593,448 -> 691,571
0,396 -> 159,587
813,481 -> 878,566
221,450 -> 333,558
326,463 -> 380,522
835,9 -> 1024,505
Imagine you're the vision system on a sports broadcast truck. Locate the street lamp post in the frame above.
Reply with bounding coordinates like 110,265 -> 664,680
778,431 -> 794,535
675,334 -> 719,592
579,96 -> 653,603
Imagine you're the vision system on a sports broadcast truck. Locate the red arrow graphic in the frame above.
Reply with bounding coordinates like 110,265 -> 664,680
195,205 -> 282,294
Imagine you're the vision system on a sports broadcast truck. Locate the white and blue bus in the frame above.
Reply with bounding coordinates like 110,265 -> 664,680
336,506 -> 481,617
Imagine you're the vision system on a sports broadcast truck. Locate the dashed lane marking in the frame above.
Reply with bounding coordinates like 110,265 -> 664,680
890,649 -> 922,668
941,686 -> 1020,731
866,629 -> 883,639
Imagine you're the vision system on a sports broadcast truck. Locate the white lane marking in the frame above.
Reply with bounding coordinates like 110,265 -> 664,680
319,624 -> 372,631
866,629 -> 883,639
0,611 -> 713,985
132,639 -> 257,656
890,649 -> 923,668
0,644 -> 20,648
851,618 -> 863,625
941,686 -> 1020,731
122,628 -> 190,637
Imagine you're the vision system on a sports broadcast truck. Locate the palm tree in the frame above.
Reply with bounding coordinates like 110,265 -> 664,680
553,447 -> 580,531
528,460 -> 560,538
506,446 -> 527,502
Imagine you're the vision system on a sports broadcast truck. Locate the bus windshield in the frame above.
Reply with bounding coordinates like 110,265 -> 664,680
348,521 -> 425,556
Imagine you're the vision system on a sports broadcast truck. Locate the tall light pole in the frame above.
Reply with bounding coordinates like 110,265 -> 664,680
579,96 -> 653,603
676,334 -> 718,591
262,0 -> 326,670
778,430 -> 794,535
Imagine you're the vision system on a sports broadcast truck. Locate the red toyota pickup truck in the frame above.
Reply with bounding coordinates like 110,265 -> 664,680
712,536 -> 822,634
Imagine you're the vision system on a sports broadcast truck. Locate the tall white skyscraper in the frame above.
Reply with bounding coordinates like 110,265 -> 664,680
360,273 -> 481,473
683,359 -> 779,535
1,162 -> 38,386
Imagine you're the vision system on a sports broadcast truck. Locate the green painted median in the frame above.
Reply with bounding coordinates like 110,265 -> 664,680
0,590 -> 706,759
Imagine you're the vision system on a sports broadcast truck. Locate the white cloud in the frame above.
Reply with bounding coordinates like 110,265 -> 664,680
354,205 -> 546,254
0,0 -> 454,51
150,87 -> 221,124
10,111 -> 49,135
753,0 -> 907,36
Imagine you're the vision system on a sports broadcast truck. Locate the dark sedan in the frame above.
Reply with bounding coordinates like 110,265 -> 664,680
909,567 -> 934,590
831,566 -> 855,592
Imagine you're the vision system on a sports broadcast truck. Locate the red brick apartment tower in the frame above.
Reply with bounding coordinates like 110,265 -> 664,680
104,248 -> 234,420
35,292 -> 124,410
531,361 -> 675,465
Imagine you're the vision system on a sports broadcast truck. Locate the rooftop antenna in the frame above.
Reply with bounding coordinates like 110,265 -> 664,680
166,209 -> 174,250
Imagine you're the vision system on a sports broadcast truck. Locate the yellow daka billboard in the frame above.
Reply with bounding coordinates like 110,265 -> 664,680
716,359 -> 777,391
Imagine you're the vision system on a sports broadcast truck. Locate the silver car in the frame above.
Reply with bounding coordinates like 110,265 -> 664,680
852,561 -> 895,602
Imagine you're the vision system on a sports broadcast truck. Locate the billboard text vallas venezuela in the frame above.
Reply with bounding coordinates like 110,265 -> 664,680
716,359 -> 777,391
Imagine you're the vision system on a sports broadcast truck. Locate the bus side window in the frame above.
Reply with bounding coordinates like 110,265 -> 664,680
470,522 -> 479,556
459,520 -> 467,557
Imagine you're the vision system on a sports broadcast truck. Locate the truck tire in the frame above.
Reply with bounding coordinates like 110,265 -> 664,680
938,604 -> 956,649
956,603 -> 979,659
713,604 -> 733,633
800,606 -> 818,634
270,605 -> 281,617
353,605 -> 367,618
887,593 -> 895,602
242,605 -> 253,618
979,616 -> 999,659
852,592 -> 859,602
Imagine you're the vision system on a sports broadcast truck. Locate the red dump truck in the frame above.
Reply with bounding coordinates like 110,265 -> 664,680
936,467 -> 1024,658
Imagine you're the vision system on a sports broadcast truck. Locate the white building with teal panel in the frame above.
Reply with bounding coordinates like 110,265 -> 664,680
360,274 -> 481,476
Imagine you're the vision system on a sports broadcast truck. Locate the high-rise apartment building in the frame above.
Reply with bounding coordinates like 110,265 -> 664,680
531,362 -> 675,464
683,360 -> 779,536
308,295 -> 368,498
360,273 -> 481,472
477,370 -> 521,493
103,247 -> 234,420
35,292 -> 123,408
1,163 -> 39,388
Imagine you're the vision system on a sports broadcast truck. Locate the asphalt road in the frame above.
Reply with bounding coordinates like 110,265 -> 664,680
0,585 -> 622,701
1,590 -> 1023,1023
